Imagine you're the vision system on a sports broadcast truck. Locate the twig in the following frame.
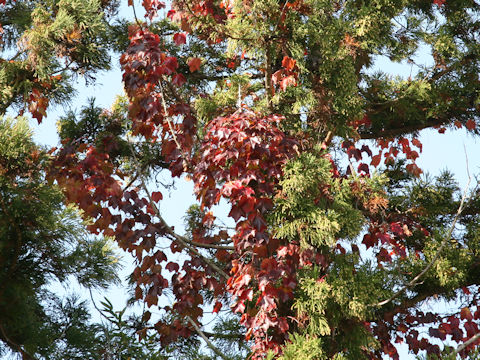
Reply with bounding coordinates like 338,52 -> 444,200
130,0 -> 142,27
264,48 -> 273,111
454,331 -> 480,355
186,316 -> 230,360
89,288 -> 112,323
0,323 -> 37,360
375,156 -> 472,308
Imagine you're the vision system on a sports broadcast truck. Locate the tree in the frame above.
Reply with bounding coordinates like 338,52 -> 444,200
0,116 -> 168,360
4,0 -> 480,359
0,116 -> 124,359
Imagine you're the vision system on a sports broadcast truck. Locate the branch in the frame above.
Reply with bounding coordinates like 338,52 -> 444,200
126,138 -> 230,280
358,117 -> 447,140
375,162 -> 473,308
264,48 -> 273,112
188,240 -> 234,251
454,332 -> 480,355
158,80 -> 188,172
186,316 -> 230,360
0,323 -> 37,360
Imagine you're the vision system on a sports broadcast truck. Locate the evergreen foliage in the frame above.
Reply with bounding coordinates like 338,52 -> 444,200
0,116 -> 122,359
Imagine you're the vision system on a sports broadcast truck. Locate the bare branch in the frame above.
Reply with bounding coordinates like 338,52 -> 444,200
186,315 -> 230,360
188,240 -> 235,250
454,331 -> 480,355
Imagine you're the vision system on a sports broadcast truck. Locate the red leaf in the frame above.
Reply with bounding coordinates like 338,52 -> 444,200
406,163 -> 422,177
213,301 -> 222,313
166,262 -> 180,272
173,32 -> 186,45
390,222 -> 404,235
188,57 -> 202,72
163,56 -> 179,74
361,144 -> 372,157
466,119 -> 476,131
433,0 -> 446,6
281,56 -> 296,71
357,163 -> 369,174
151,191 -> 163,202
461,307 -> 473,321
280,75 -> 296,91
371,154 -> 382,167
172,73 -> 186,87
362,233 -> 376,248
411,138 -> 422,152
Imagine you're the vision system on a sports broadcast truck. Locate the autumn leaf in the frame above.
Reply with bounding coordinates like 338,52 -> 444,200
280,75 -> 296,91
371,154 -> 382,167
461,307 -> 473,321
188,57 -> 202,72
166,262 -> 179,272
171,73 -> 186,87
151,191 -> 163,202
173,32 -> 186,45
411,138 -> 423,152
213,301 -> 223,313
466,119 -> 476,130
281,56 -> 296,71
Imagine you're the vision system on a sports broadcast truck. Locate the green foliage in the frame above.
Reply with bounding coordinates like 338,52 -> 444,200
0,116 -> 120,358
277,333 -> 326,360
272,147 -> 375,247
0,0 -> 121,113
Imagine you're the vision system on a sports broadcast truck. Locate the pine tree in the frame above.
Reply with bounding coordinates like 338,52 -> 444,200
4,0 -> 480,359
0,0 -> 123,118
0,116 -> 122,359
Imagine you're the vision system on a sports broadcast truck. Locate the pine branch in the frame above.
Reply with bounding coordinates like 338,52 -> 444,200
358,117 -> 447,139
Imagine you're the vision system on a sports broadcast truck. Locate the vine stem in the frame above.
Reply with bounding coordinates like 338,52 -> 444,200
158,79 -> 189,172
